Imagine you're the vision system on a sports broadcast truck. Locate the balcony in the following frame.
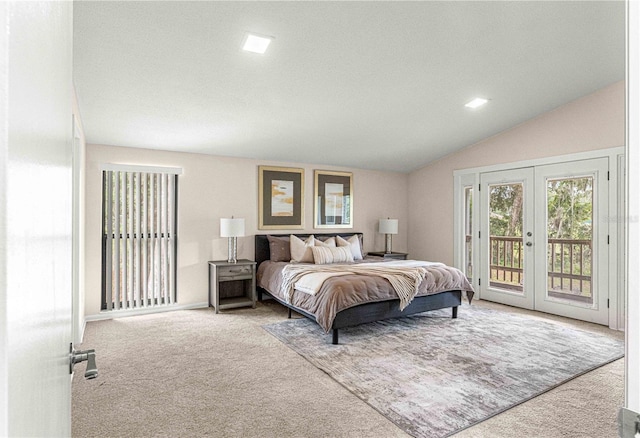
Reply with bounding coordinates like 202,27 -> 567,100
466,235 -> 593,302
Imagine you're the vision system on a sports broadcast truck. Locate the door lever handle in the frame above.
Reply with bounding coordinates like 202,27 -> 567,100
70,344 -> 98,379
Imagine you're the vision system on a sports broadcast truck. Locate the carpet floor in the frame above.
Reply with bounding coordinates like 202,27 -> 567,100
263,305 -> 624,438
72,300 -> 624,438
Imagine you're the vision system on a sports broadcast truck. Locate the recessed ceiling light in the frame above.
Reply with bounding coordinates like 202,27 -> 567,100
242,33 -> 273,54
465,97 -> 489,109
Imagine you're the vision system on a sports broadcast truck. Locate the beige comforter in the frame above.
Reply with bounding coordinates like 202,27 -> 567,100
258,259 -> 475,332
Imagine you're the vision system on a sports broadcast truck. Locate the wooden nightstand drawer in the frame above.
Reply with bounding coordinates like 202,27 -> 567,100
218,264 -> 253,281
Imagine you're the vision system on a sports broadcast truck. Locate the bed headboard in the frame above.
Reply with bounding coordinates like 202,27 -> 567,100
254,233 -> 363,267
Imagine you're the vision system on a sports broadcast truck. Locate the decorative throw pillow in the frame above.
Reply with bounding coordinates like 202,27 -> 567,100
290,235 -> 315,263
311,246 -> 354,265
314,236 -> 336,247
267,235 -> 291,262
336,235 -> 363,260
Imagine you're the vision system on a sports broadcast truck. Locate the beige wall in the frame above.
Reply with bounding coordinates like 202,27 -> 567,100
84,145 -> 408,317
84,80 -> 624,317
408,80 -> 625,265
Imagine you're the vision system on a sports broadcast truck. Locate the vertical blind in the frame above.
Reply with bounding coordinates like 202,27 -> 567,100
102,167 -> 179,311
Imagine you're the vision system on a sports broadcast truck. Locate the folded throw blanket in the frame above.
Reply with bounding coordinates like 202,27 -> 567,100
281,261 -> 444,310
294,271 -> 352,295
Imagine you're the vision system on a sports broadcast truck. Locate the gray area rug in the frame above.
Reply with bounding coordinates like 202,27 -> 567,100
263,305 -> 624,438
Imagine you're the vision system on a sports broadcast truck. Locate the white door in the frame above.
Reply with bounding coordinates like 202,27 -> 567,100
1,1 -> 74,436
533,158 -> 609,325
479,159 -> 609,325
480,168 -> 536,309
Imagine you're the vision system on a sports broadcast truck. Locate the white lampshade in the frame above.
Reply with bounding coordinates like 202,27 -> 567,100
220,218 -> 245,237
379,218 -> 398,235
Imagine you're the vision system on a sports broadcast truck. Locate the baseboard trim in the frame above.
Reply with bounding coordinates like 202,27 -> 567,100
85,302 -> 210,322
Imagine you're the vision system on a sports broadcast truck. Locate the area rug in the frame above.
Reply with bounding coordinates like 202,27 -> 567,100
262,305 -> 624,438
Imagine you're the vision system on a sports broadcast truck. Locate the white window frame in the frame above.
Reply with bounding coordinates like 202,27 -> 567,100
100,163 -> 182,312
453,173 -> 478,292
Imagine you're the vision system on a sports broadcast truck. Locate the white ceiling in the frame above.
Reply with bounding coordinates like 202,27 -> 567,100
73,1 -> 625,173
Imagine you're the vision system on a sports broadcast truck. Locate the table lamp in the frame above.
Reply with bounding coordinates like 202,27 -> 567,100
379,218 -> 398,254
220,217 -> 245,263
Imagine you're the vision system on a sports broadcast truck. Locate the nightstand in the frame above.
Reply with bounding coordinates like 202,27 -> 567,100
367,251 -> 408,260
208,259 -> 256,313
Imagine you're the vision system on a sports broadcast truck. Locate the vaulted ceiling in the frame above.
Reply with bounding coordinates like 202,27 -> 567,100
73,1 -> 625,173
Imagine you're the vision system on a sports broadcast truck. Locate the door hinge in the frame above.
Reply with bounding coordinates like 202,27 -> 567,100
608,235 -> 610,244
607,299 -> 610,308
607,171 -> 610,181
478,278 -> 481,286
478,183 -> 481,191
478,231 -> 481,239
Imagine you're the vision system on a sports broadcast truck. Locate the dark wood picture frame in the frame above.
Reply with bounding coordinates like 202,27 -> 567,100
258,165 -> 304,230
314,170 -> 353,228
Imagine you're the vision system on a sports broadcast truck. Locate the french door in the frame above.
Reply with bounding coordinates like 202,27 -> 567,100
479,158 -> 609,325
480,168 -> 535,309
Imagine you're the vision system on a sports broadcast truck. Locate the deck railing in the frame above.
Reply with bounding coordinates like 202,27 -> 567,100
547,238 -> 592,300
465,235 -> 592,297
489,236 -> 524,291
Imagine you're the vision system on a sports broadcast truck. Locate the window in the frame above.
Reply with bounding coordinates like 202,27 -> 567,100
455,173 -> 476,284
101,165 -> 179,311
464,185 -> 473,281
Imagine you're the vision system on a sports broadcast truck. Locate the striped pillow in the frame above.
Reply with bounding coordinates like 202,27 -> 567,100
311,246 -> 354,265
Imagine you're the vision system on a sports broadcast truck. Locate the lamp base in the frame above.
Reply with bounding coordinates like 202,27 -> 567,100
227,237 -> 238,263
384,234 -> 393,254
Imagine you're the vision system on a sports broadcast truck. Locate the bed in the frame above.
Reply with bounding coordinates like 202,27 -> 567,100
255,233 -> 474,344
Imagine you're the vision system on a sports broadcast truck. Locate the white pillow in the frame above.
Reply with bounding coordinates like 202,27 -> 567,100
336,235 -> 363,260
311,246 -> 354,265
290,235 -> 315,263
314,236 -> 336,247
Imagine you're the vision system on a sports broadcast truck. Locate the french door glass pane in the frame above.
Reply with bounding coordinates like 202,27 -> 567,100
464,186 -> 473,280
546,177 -> 593,304
489,183 -> 524,293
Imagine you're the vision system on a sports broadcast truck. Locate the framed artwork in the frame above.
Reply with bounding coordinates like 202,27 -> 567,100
258,166 -> 304,230
314,170 -> 353,228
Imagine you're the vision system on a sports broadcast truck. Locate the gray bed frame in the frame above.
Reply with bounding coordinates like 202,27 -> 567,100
255,233 -> 463,344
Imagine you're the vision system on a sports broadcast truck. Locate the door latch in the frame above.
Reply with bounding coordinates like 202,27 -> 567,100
69,343 -> 98,379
